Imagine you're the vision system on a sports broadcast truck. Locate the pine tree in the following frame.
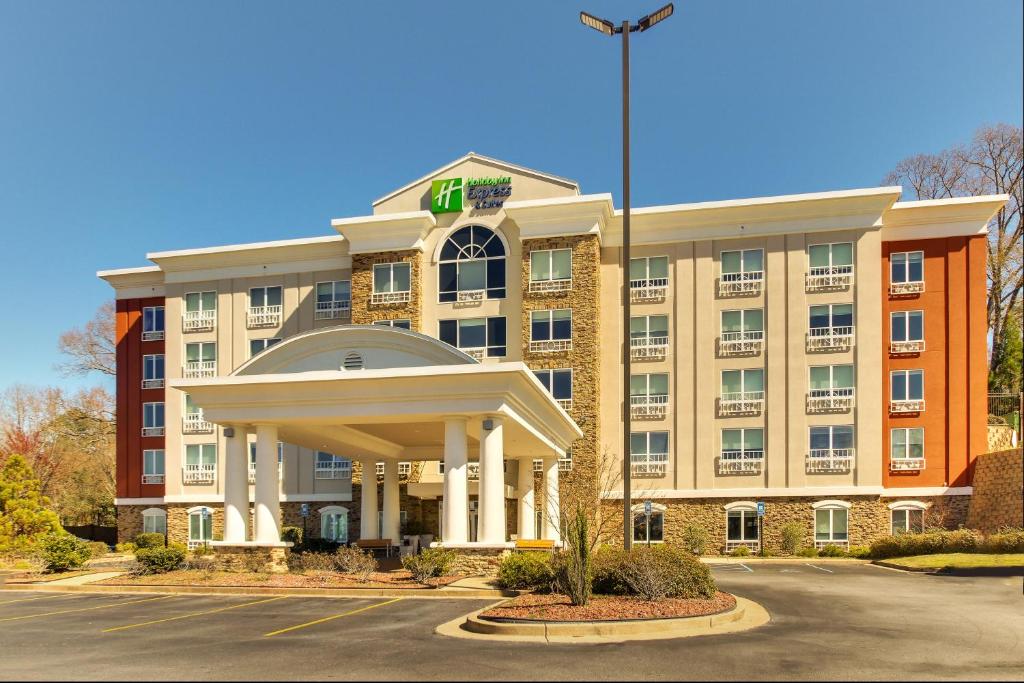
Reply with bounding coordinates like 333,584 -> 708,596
0,454 -> 63,551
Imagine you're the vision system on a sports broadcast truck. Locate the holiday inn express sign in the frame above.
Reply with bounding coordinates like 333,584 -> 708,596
431,176 -> 512,213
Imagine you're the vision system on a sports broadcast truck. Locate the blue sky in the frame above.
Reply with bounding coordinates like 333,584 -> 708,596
0,0 -> 1021,391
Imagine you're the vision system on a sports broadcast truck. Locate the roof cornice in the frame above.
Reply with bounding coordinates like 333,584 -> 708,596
330,210 -> 437,254
503,194 -> 615,242
881,194 -> 1008,239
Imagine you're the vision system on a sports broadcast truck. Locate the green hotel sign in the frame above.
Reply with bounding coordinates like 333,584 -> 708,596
431,176 -> 512,213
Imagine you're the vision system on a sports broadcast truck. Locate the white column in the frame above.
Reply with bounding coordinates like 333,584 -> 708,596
478,416 -> 506,544
253,424 -> 281,544
382,459 -> 400,542
222,425 -> 249,543
442,417 -> 469,544
543,456 -> 561,543
360,460 -> 379,540
517,458 -> 536,541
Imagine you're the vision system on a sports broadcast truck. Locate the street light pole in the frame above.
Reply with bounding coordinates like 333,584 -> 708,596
581,3 -> 674,552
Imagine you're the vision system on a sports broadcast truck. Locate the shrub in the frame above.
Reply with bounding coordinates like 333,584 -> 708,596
619,545 -> 717,601
591,546 -> 630,596
114,542 -> 137,554
296,551 -> 336,573
681,523 -> 709,555
280,526 -> 303,547
334,546 -> 376,582
780,522 -> 804,555
39,534 -> 91,572
85,541 -> 109,559
818,543 -> 846,557
729,545 -> 751,557
796,547 -> 819,558
297,537 -> 340,554
182,554 -> 216,572
847,545 -> 872,559
402,548 -> 456,582
241,553 -> 267,574
981,528 -> 1024,553
496,552 -> 553,590
133,532 -> 166,549
133,545 -> 185,574
554,506 -> 592,606
869,529 -> 983,559
190,543 -> 213,557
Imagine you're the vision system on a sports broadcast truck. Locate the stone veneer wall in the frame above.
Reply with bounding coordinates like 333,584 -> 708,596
116,504 -> 151,542
349,250 -> 422,330
521,234 -> 602,520
967,448 -> 1023,533
448,547 -> 510,576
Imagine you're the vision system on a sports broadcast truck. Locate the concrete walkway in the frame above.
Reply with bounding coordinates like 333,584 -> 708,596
441,576 -> 503,591
35,571 -> 123,586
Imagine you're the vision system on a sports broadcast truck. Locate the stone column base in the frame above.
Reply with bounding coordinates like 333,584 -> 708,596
209,542 -> 292,573
433,542 -> 513,576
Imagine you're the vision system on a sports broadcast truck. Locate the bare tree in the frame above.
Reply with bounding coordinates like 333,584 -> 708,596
57,301 -> 116,378
884,123 -> 1023,387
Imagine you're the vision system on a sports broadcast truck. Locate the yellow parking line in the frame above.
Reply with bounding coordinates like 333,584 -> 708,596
264,597 -> 402,637
103,596 -> 287,633
0,593 -> 74,606
0,595 -> 173,623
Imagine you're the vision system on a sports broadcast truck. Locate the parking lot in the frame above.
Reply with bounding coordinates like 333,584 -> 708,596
0,563 -> 1021,681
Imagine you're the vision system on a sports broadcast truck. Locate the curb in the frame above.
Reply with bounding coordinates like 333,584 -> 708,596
0,582 -> 514,600
703,558 -> 870,565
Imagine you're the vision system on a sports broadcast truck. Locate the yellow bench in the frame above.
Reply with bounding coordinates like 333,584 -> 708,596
514,539 -> 555,550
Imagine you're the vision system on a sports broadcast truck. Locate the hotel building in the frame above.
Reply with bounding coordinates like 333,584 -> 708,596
99,153 -> 1004,560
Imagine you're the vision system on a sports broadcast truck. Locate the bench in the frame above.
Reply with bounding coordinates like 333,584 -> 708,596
514,539 -> 555,551
355,539 -> 395,558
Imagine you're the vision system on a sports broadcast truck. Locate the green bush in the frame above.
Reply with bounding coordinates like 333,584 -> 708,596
39,534 -> 91,572
133,532 -> 166,549
729,545 -> 751,557
280,526 -> 303,547
134,545 -> 185,574
619,545 -> 717,601
870,529 -> 983,559
796,547 -> 819,557
847,545 -> 872,559
496,552 -> 553,590
334,546 -> 377,582
190,543 -> 213,557
818,543 -> 846,557
681,523 -> 709,555
85,541 -> 109,559
402,548 -> 456,582
294,551 -> 335,573
981,528 -> 1024,553
780,522 -> 804,555
591,546 -> 630,595
114,541 -> 137,554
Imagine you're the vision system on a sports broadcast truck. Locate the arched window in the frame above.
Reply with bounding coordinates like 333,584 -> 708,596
888,500 -> 927,535
187,506 -> 214,548
438,226 -> 506,302
141,507 -> 166,535
320,506 -> 349,543
631,503 -> 665,543
812,500 -> 850,547
724,501 -> 759,552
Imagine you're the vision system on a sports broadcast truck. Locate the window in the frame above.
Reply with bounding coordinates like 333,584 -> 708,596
630,256 -> 669,285
721,249 -> 764,277
320,507 -> 349,543
249,337 -> 282,357
183,394 -> 211,433
809,304 -> 853,331
721,309 -> 764,337
630,431 -> 669,476
184,342 -> 216,377
891,251 -> 924,284
808,243 -> 853,270
809,425 -> 854,452
373,319 -> 411,329
530,249 -> 572,290
530,309 -> 572,352
891,507 -> 924,534
439,226 -> 506,302
891,427 -> 924,461
721,369 -> 764,398
891,370 -> 924,402
248,443 -> 283,474
372,262 -> 412,302
721,428 -> 763,458
142,306 -> 165,340
633,506 -> 664,543
439,317 -> 506,357
142,508 -> 166,535
249,286 -> 282,309
814,506 -> 849,544
315,452 -> 351,479
185,291 -> 216,314
534,369 -> 572,408
142,354 -> 164,389
142,450 -> 165,484
727,508 -> 759,545
188,507 -> 213,547
184,444 -> 217,484
142,402 -> 164,436
631,373 -> 669,415
809,365 -> 854,396
315,280 -> 351,319
891,311 -> 924,342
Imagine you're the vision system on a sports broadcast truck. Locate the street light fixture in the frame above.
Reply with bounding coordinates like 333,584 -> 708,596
580,3 -> 674,551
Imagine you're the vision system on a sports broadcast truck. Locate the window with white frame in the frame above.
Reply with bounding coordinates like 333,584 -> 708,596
890,251 -> 924,284
376,510 -> 409,534
891,311 -> 924,348
891,370 -> 924,404
185,444 -> 216,472
439,317 -> 506,357
727,506 -> 759,545
721,428 -> 764,461
720,249 -> 763,284
142,354 -> 164,389
320,506 -> 349,543
143,449 -> 165,484
530,309 -> 572,352
438,226 -> 506,302
891,427 -> 924,462
183,394 -> 211,433
184,342 -> 216,376
630,431 -> 669,476
720,368 -> 764,404
809,304 -> 853,332
142,508 -> 167,535
184,291 -> 216,330
721,309 -> 764,341
142,306 -> 165,340
188,507 -> 213,546
372,262 -> 412,302
809,242 -> 853,272
372,319 -> 411,329
533,369 -> 572,408
249,337 -> 281,357
249,286 -> 282,310
630,255 -> 669,287
814,505 -> 849,544
530,248 -> 572,290
248,442 -> 283,478
632,504 -> 665,543
630,373 -> 669,415
809,425 -> 854,453
315,280 -> 351,318
809,365 -> 855,398
630,315 -> 669,351
891,505 -> 925,534
142,402 -> 164,436
315,452 -> 351,479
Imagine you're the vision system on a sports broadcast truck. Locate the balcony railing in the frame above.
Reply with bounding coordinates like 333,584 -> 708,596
807,326 -> 854,351
718,450 -> 764,474
631,394 -> 668,419
248,463 -> 282,484
456,289 -> 485,303
718,271 -> 763,296
247,305 -> 282,328
725,540 -> 760,554
556,398 -> 573,411
315,462 -> 351,480
630,277 -> 669,302
890,399 -> 925,413
142,329 -> 164,341
814,539 -> 849,550
141,474 -> 164,484
719,330 -> 764,355
142,378 -> 164,389
630,336 -> 669,360
718,391 -> 765,415
890,339 -> 925,354
183,412 -> 213,434
529,278 -> 572,294
183,361 -> 217,378
370,290 -> 411,305
462,347 -> 486,361
631,453 -> 668,477
315,300 -> 351,320
890,457 -> 926,472
806,265 -> 854,290
183,309 -> 216,332
529,338 -> 572,353
807,388 -> 856,412
806,448 -> 854,473
182,464 -> 216,484
890,281 -> 925,295
141,426 -> 164,437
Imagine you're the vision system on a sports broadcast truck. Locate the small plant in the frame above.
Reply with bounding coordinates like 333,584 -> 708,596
297,551 -> 336,573
134,545 -> 185,574
85,541 -> 109,559
796,547 -> 819,557
981,528 -> 1024,553
496,552 -> 553,590
334,546 -> 377,582
280,526 -> 303,547
780,522 -> 804,555
591,546 -> 630,596
39,534 -> 91,572
729,544 -> 751,557
241,552 -> 267,574
190,543 -> 213,557
183,554 -> 216,573
846,545 -> 871,559
681,523 -> 709,555
114,541 -> 137,554
402,548 -> 456,583
553,505 -> 592,606
817,543 -> 846,557
133,532 -> 166,549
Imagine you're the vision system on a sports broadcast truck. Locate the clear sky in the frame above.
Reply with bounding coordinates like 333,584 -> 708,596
1,0 -> 1021,390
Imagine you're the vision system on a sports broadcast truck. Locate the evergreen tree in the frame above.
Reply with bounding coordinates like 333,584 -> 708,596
989,310 -> 1023,394
0,454 -> 63,551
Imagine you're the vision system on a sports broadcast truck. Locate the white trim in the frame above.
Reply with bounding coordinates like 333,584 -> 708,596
318,505 -> 348,515
141,507 -> 166,517
811,499 -> 852,510
887,500 -> 931,510
115,498 -> 165,506
723,501 -> 758,511
431,223 -> 512,266
154,493 -> 354,504
147,234 -> 345,261
601,486 -> 972,500
186,505 -> 214,514
630,502 -> 667,513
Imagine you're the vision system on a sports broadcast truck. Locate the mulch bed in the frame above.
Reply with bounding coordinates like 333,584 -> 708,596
96,569 -> 462,590
480,592 -> 736,622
